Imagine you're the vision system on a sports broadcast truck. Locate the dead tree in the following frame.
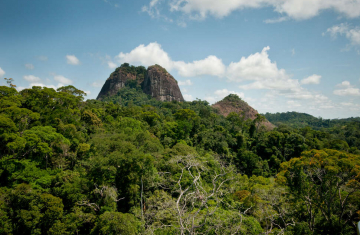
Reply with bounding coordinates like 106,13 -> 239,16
170,155 -> 234,235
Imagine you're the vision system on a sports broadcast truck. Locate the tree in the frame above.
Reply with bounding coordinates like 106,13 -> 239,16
4,78 -> 16,88
277,149 -> 360,233
91,212 -> 141,235
165,155 -> 235,235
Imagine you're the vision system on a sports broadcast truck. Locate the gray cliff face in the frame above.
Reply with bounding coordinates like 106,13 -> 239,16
96,64 -> 184,102
96,68 -> 136,100
143,65 -> 184,102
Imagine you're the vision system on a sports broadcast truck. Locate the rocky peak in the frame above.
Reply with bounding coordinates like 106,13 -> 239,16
96,65 -> 138,100
212,94 -> 275,130
143,65 -> 184,102
96,64 -> 184,102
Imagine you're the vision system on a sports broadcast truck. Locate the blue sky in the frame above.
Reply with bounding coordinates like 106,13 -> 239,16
1,0 -> 360,118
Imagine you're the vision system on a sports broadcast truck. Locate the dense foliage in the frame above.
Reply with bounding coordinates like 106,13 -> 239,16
0,84 -> 359,234
264,111 -> 360,129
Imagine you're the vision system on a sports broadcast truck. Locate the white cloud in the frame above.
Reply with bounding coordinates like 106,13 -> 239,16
66,55 -> 80,65
84,91 -> 91,95
116,43 -> 329,107
337,80 -> 351,87
25,64 -> 34,70
334,87 -> 360,96
226,47 -> 329,104
54,75 -> 73,85
325,23 -> 360,46
174,56 -> 225,77
178,79 -> 193,86
116,42 -> 225,77
334,81 -> 360,96
0,67 -> 5,77
301,74 -> 322,85
264,16 -> 289,24
228,47 -> 290,83
183,94 -> 193,101
117,42 -> 173,70
228,46 -> 299,91
291,48 -> 295,56
142,0 -> 173,22
166,0 -> 360,20
239,79 -> 299,90
108,61 -> 118,69
23,75 -> 41,82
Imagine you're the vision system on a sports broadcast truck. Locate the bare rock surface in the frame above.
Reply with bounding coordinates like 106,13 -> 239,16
143,65 -> 184,102
96,67 -> 137,100
96,64 -> 184,102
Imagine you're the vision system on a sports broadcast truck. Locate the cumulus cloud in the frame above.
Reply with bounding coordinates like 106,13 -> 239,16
23,75 -> 41,82
228,46 -> 299,91
337,81 -> 351,87
301,74 -> 322,85
228,47 -> 289,83
25,64 -> 34,70
116,42 -> 225,77
66,55 -> 80,65
115,43 -> 329,106
334,81 -> 360,96
178,79 -> 193,86
117,42 -> 173,70
174,56 -> 226,77
54,75 -> 73,85
0,67 -> 5,77
162,0 -> 360,21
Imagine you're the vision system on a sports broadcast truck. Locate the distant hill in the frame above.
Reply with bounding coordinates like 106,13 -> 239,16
263,111 -> 360,129
212,94 -> 275,130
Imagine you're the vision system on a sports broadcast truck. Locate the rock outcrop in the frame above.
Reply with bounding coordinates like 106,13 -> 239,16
143,65 -> 184,102
212,94 -> 275,130
96,67 -> 137,100
96,64 -> 184,102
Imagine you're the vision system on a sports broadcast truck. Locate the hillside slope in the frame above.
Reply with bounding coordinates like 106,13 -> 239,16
212,94 -> 275,130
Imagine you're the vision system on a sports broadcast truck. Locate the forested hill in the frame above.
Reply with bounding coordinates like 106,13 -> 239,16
0,84 -> 360,234
264,111 -> 360,129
